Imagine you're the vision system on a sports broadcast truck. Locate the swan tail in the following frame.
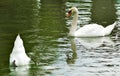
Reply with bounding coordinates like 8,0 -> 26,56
104,21 -> 117,35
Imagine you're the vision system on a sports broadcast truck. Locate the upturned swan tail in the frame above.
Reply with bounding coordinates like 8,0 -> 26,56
10,34 -> 31,66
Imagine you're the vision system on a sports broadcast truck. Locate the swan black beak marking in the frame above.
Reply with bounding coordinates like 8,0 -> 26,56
68,10 -> 72,14
66,10 -> 72,17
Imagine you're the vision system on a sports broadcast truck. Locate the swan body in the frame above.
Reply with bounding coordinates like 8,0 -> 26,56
67,7 -> 117,37
10,34 -> 30,66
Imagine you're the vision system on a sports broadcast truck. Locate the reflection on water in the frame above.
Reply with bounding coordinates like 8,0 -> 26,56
75,37 -> 114,49
66,38 -> 77,64
10,65 -> 30,76
66,36 -> 114,64
0,0 -> 120,76
59,36 -> 120,76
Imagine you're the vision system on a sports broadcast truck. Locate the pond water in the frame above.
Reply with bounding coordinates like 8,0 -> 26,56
0,0 -> 120,76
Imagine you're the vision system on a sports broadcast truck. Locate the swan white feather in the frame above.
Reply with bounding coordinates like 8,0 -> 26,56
10,34 -> 30,66
67,7 -> 117,37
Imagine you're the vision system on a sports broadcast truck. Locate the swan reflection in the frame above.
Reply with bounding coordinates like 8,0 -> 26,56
75,36 -> 114,49
66,38 -> 77,64
9,65 -> 30,76
66,36 -> 114,64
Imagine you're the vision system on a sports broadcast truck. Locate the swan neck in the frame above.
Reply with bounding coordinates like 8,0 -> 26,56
69,12 -> 78,36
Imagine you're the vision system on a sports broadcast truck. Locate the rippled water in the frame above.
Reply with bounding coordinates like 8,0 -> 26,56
0,0 -> 120,76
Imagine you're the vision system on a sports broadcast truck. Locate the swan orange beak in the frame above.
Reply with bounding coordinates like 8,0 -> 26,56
66,10 -> 72,17
66,13 -> 71,17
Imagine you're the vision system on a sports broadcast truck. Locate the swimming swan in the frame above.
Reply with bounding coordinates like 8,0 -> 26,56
66,7 -> 117,37
10,34 -> 31,67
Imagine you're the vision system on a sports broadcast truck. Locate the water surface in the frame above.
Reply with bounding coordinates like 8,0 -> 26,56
0,0 -> 120,76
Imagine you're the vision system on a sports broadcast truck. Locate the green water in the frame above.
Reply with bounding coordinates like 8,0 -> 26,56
0,0 -> 120,76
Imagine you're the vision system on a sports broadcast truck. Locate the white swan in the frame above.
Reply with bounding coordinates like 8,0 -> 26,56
66,7 -> 117,37
10,34 -> 31,67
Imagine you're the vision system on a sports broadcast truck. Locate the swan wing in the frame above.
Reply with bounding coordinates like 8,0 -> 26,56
75,24 -> 105,37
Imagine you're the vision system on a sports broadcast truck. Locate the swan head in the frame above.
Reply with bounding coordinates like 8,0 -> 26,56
66,7 -> 78,17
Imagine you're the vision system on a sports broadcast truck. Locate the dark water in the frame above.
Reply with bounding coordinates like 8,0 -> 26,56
0,0 -> 120,76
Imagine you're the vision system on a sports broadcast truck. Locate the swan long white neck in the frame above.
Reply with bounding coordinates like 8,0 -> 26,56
69,12 -> 78,36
